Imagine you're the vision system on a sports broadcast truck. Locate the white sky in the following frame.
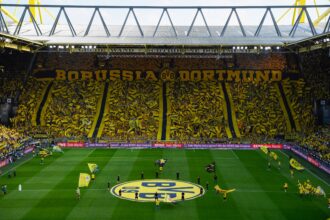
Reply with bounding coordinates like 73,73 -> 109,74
0,0 -> 329,27
2,0 -> 327,6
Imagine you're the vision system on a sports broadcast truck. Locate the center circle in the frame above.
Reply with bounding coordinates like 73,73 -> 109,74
111,179 -> 205,202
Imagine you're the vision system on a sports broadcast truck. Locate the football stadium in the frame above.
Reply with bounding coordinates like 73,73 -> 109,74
0,0 -> 329,219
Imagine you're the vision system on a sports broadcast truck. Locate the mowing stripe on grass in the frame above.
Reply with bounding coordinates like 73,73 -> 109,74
278,150 -> 329,187
186,149 -> 240,220
109,149 -> 164,220
0,150 -> 70,194
152,149 -> 200,220
0,149 -> 93,220
0,154 -> 34,177
209,150 -> 244,219
21,149 -> 115,220
222,150 -> 287,220
236,150 -> 329,220
1,149 -> 329,220
66,149 -> 141,220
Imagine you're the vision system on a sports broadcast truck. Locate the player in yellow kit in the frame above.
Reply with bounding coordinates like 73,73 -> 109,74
283,182 -> 288,192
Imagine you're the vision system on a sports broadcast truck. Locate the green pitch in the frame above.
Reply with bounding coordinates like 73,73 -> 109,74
0,149 -> 329,220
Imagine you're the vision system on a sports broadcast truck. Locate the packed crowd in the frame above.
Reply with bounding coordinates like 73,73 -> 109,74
300,50 -> 330,100
169,81 -> 226,141
1,52 -> 327,161
293,49 -> 330,160
230,81 -> 287,139
10,77 -> 48,134
281,78 -> 315,133
103,81 -> 160,141
44,81 -> 101,138
297,127 -> 330,161
0,125 -> 26,160
11,79 -> 101,139
235,53 -> 286,70
0,78 -> 23,99
0,51 -> 31,99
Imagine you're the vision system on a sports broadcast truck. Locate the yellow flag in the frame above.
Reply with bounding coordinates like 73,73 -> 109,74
52,145 -> 63,153
214,185 -> 236,194
88,163 -> 99,173
269,152 -> 278,160
78,173 -> 91,187
289,158 -> 304,171
260,146 -> 269,155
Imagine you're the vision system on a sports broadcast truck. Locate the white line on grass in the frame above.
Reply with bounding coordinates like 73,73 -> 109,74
231,150 -> 239,160
9,188 -> 270,192
15,188 -> 324,195
279,150 -> 329,187
0,156 -> 34,177
210,157 -> 238,160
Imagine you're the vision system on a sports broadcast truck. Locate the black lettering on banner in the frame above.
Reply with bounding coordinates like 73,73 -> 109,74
43,69 -> 287,82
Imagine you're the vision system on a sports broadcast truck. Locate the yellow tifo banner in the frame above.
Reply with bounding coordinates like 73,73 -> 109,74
290,158 -> 304,171
38,149 -> 52,157
214,185 -> 236,194
88,163 -> 99,173
259,146 -> 277,160
269,152 -> 278,160
78,173 -> 91,188
260,146 -> 269,155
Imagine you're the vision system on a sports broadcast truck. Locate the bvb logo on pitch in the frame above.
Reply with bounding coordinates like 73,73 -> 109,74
111,179 -> 204,202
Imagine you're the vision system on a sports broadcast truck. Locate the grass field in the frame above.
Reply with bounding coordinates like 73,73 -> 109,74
0,148 -> 329,220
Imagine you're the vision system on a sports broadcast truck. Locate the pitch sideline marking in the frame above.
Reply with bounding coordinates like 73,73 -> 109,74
279,150 -> 329,187
231,150 -> 239,160
0,155 -> 34,177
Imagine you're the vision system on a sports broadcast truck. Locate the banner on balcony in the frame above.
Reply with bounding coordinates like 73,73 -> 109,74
34,69 -> 288,82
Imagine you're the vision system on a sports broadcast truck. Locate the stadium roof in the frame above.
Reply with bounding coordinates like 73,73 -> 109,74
6,24 -> 324,46
0,4 -> 329,48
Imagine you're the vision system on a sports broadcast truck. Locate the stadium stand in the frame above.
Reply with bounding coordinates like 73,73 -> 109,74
0,125 -> 26,160
11,77 -> 48,134
299,127 -> 330,161
300,50 -> 330,101
102,80 -> 160,142
44,80 -> 102,138
292,49 -> 330,161
0,79 -> 23,100
230,81 -> 287,139
0,50 -> 328,160
168,81 -> 226,142
0,51 -> 31,103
